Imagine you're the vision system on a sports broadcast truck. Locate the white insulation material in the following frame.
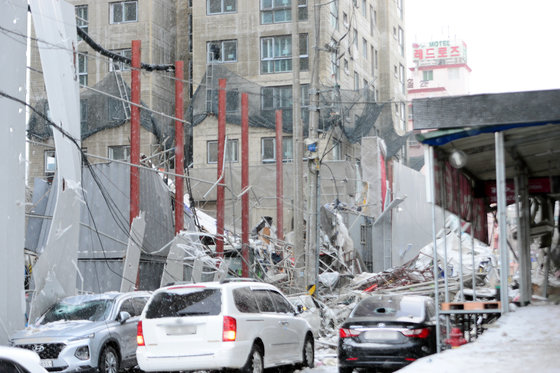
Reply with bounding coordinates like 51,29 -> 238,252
28,0 -> 82,323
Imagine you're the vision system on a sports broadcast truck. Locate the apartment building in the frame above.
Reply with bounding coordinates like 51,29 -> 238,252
27,0 -> 179,187
188,0 -> 408,232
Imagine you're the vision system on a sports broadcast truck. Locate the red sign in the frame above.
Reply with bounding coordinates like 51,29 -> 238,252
484,178 -> 551,204
431,154 -> 488,243
412,40 -> 467,66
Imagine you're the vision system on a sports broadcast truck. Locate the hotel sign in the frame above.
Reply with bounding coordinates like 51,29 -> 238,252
412,40 -> 467,66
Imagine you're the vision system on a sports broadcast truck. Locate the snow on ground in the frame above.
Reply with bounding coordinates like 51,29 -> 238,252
398,301 -> 560,373
298,301 -> 560,373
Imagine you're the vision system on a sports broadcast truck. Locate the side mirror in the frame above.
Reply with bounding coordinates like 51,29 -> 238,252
118,311 -> 131,324
296,304 -> 304,314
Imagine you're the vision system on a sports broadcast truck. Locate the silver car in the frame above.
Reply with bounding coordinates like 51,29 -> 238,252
10,292 -> 150,373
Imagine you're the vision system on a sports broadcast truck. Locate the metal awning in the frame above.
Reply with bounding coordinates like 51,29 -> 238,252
416,121 -> 560,186
412,89 -> 560,351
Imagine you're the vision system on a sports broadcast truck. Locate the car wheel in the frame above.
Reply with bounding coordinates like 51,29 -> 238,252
241,344 -> 264,373
99,346 -> 119,373
301,336 -> 315,368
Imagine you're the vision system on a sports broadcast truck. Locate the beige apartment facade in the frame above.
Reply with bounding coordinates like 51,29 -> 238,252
27,0 -> 179,187
188,0 -> 407,232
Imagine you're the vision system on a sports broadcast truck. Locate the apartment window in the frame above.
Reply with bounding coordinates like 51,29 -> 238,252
283,136 -> 293,161
331,44 -> 339,79
361,0 -> 366,17
360,224 -> 367,245
209,88 -> 240,113
354,72 -> 360,90
343,12 -> 348,28
398,27 -> 404,56
207,139 -> 238,163
207,0 -> 236,14
45,150 -> 56,173
207,40 -> 237,63
78,52 -> 88,86
109,49 -> 132,71
261,85 -> 308,110
332,139 -> 342,160
80,99 -> 87,126
423,70 -> 434,81
108,97 -> 128,120
369,5 -> 374,35
261,137 -> 294,163
396,0 -> 403,19
76,5 -> 88,37
110,1 -> 137,24
261,0 -> 307,24
262,137 -> 276,162
400,102 -> 406,130
330,0 -> 338,29
353,28 -> 358,52
297,0 -> 308,20
344,59 -> 349,74
226,89 -> 239,112
370,46 -> 375,75
362,38 -> 367,59
261,34 -> 308,73
399,64 -> 405,94
108,145 -> 130,161
374,48 -> 378,69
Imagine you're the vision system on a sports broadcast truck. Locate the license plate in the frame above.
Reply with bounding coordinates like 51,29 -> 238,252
40,359 -> 53,368
165,325 -> 196,335
363,330 -> 400,341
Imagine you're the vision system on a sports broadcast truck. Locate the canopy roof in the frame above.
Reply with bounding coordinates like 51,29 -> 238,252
413,89 -> 560,197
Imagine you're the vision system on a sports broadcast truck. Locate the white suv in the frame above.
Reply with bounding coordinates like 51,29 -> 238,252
136,279 -> 315,372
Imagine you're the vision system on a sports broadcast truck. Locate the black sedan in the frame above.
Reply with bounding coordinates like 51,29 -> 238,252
338,295 -> 439,373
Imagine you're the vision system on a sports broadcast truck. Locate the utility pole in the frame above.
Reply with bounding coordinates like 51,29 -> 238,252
292,0 -> 305,291
306,0 -> 321,293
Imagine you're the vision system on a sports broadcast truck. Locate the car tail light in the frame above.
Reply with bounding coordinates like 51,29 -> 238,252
137,321 -> 145,346
223,316 -> 237,342
401,327 -> 430,338
339,328 -> 361,338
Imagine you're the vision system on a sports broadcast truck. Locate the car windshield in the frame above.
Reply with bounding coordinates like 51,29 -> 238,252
145,288 -> 221,318
352,297 -> 424,319
37,299 -> 114,324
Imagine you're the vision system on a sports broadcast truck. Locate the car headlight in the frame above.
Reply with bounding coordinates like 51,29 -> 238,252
74,346 -> 90,360
69,333 -> 95,341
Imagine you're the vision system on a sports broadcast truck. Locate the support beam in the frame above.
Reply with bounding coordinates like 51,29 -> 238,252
216,79 -> 226,258
495,132 -> 509,313
276,110 -> 284,241
174,61 -> 184,235
241,93 -> 249,277
130,40 -> 141,226
291,0 -> 305,291
515,172 -> 531,305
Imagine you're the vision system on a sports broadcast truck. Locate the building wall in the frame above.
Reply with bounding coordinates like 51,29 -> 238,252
406,40 -> 471,164
188,0 -> 407,233
28,0 -> 178,186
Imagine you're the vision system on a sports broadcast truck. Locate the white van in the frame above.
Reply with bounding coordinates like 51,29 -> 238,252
136,279 -> 315,372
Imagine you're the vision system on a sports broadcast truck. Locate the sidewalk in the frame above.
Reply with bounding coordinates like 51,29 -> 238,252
397,301 -> 560,373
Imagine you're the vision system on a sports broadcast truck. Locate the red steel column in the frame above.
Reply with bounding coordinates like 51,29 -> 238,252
275,110 -> 284,241
241,93 -> 249,277
130,40 -> 140,226
216,79 -> 226,258
174,61 -> 184,235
